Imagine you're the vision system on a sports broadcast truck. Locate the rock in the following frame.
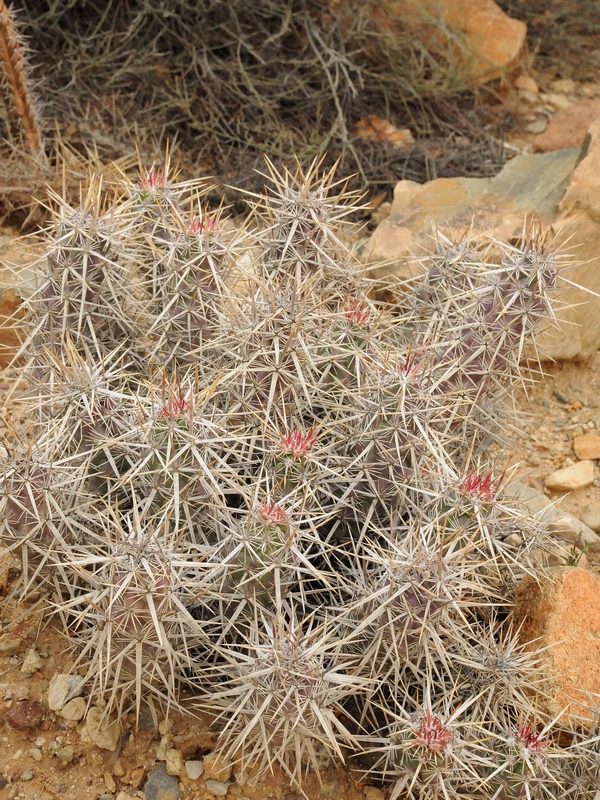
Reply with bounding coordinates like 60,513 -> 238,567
545,460 -> 595,491
526,119 -> 547,135
534,99 -> 600,153
355,116 -> 415,149
29,747 -> 42,762
13,684 -> 29,702
573,433 -> 600,460
6,700 -> 43,730
581,502 -> 600,533
503,533 -> 522,547
364,788 -> 385,800
156,735 -> 172,761
550,79 -> 577,95
20,769 -> 34,782
144,764 -> 179,800
504,482 -> 600,554
546,514 -> 600,554
48,740 -> 63,757
542,92 -> 573,111
158,717 -> 173,736
113,759 -> 125,778
515,74 -> 538,94
205,780 -> 229,797
513,567 -> 600,728
165,748 -> 185,778
20,649 -> 43,675
130,767 -> 146,789
184,760 -> 204,781
138,709 -> 156,732
0,634 -> 25,656
56,745 -> 75,764
365,146 -> 577,281
365,114 -> 600,361
203,753 -> 232,783
104,772 -> 117,795
366,0 -> 526,84
504,482 -> 552,514
47,674 -> 84,711
85,707 -> 120,751
60,696 -> 86,722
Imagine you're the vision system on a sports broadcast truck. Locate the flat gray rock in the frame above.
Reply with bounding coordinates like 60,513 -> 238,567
506,482 -> 600,553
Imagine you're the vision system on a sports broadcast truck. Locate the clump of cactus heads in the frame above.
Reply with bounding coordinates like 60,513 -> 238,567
1,157 -> 597,797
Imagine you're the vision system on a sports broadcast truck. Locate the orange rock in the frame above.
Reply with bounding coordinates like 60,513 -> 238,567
573,434 -> 600,460
514,74 -> 538,94
355,116 -> 415,150
513,567 -> 600,728
534,98 -> 600,153
363,0 -> 526,84
130,767 -> 146,789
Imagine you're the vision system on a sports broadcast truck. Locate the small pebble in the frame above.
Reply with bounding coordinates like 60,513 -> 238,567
55,785 -> 66,794
20,649 -> 43,675
165,748 -> 184,778
158,718 -> 173,736
203,753 -> 232,783
130,767 -> 146,789
28,747 -> 43,762
104,772 -> 117,795
156,735 -> 172,761
364,788 -> 385,800
113,759 -> 126,778
504,534 -> 522,547
0,635 -> 25,656
85,707 -> 120,751
185,760 -> 204,781
20,769 -> 34,782
206,780 -> 229,797
56,745 -> 75,764
526,119 -> 548,134
60,696 -> 86,722
554,391 -> 570,405
48,740 -> 62,757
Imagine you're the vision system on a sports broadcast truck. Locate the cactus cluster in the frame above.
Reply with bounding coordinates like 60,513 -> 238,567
1,160 -> 599,797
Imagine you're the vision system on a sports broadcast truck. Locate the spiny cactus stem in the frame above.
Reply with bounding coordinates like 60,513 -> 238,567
0,0 -> 44,157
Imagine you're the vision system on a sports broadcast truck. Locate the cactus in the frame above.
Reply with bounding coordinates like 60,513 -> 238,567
0,0 -> 45,157
1,158 -> 597,797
